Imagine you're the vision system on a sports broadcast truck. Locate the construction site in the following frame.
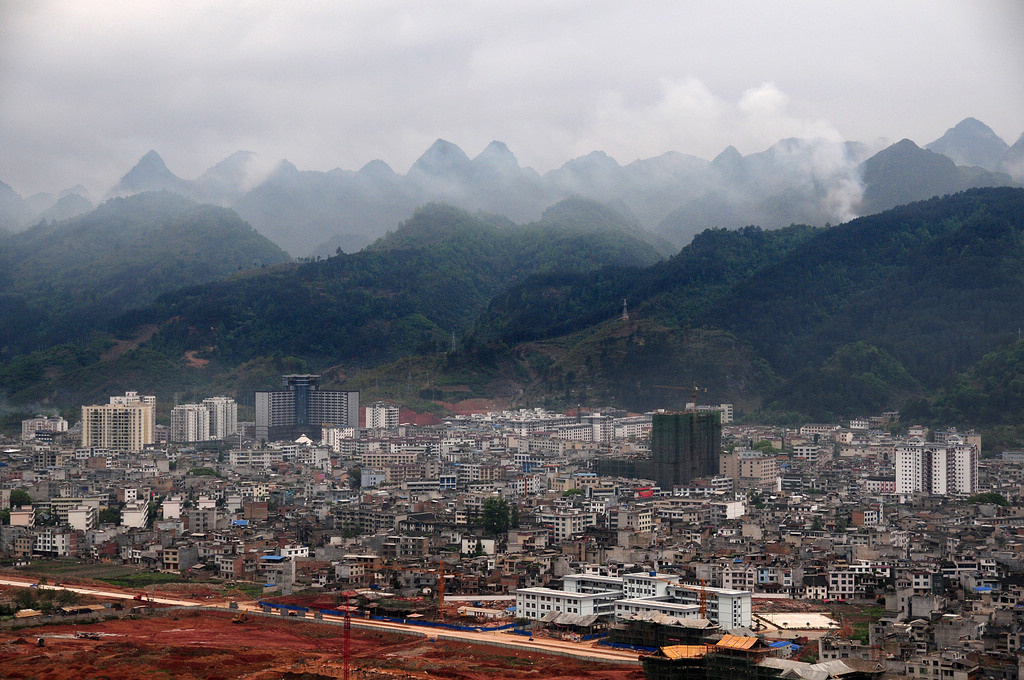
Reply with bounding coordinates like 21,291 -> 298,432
641,634 -> 884,680
0,607 -> 646,680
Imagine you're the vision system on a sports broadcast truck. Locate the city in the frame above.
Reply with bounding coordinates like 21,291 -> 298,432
1,374 -> 1015,680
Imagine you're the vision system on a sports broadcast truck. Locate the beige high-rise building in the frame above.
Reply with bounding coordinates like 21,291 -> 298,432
109,391 -> 156,435
81,402 -> 155,452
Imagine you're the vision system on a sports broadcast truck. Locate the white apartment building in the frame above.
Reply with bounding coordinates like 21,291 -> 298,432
203,396 -> 238,438
33,528 -> 77,557
121,501 -> 150,529
109,390 -> 157,432
162,496 -> 184,519
666,583 -> 752,630
67,505 -> 96,532
514,586 -> 622,619
170,403 -> 211,443
895,436 -> 978,497
613,415 -> 653,439
366,402 -> 400,429
537,508 -> 595,541
228,448 -> 285,468
21,415 -> 68,442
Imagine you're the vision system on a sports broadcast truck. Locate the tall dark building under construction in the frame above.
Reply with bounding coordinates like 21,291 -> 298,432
255,374 -> 359,442
650,410 -> 722,489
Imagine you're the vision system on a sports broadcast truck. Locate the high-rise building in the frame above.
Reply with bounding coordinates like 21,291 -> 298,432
109,391 -> 157,435
895,435 -> 978,497
365,401 -> 400,429
81,402 -> 155,452
650,410 -> 722,489
202,396 -> 238,439
255,374 -> 358,441
170,404 -> 211,443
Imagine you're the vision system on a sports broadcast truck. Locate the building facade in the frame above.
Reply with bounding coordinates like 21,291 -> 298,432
202,396 -> 238,439
81,402 -> 155,452
366,401 -> 400,429
170,404 -> 211,443
255,374 -> 359,441
651,410 -> 722,489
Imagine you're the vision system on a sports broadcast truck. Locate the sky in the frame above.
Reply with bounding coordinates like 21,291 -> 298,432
1,0 -> 1022,197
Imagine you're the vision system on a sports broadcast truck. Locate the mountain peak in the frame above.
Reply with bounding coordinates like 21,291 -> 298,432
712,145 -> 743,165
358,159 -> 396,178
473,140 -> 519,171
409,139 -> 472,176
106,150 -> 187,199
925,118 -> 1008,171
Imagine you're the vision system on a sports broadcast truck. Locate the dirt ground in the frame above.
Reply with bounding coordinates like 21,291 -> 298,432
0,610 -> 645,680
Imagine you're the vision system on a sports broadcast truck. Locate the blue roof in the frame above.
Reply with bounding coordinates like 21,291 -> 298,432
232,519 -> 249,526
973,586 -> 993,592
260,555 -> 286,562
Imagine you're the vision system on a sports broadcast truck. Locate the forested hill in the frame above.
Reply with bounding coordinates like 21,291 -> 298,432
465,187 -> 1024,423
5,188 -> 1024,440
0,199 -> 663,405
0,192 -> 289,357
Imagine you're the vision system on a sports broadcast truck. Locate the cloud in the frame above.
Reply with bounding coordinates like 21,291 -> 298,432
0,1 -> 1020,196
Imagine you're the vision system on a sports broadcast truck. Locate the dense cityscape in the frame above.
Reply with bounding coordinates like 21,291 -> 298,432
1,373 -> 1018,679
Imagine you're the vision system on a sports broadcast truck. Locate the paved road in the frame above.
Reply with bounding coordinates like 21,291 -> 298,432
0,575 -> 641,665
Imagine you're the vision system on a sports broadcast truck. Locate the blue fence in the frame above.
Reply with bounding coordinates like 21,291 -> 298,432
258,602 -> 521,634
257,601 -> 310,613
369,615 -> 517,633
597,639 -> 657,653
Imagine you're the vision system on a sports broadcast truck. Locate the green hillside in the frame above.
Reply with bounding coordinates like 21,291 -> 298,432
0,199 -> 663,407
0,191 -> 290,356
4,188 -> 1024,447
461,187 -> 1024,425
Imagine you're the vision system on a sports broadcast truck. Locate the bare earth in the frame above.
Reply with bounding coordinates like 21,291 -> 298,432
0,610 -> 646,680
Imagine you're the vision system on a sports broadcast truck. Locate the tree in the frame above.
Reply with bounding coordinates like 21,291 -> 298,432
481,497 -> 512,537
10,489 -> 31,508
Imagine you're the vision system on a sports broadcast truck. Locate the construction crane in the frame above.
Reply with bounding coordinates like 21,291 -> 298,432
652,382 -> 707,413
341,590 -> 356,680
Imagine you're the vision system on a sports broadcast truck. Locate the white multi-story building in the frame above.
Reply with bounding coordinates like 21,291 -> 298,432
170,403 -> 211,443
515,571 -> 752,630
21,415 -> 68,442
202,396 -> 238,439
895,436 -> 978,497
366,402 -> 400,429
228,448 -> 285,468
121,501 -> 150,529
537,508 -> 595,541
67,505 -> 96,532
514,586 -> 622,619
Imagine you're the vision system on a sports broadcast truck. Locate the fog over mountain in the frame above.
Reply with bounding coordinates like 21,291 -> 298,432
1,118 -> 1020,256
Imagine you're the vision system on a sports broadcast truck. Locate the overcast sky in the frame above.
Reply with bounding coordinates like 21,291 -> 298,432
1,0 -> 1021,197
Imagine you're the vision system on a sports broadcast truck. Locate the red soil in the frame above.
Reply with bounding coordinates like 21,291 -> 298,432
0,610 -> 644,680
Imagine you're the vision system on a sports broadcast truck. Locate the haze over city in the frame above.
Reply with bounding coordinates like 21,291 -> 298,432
1,0 -> 1022,197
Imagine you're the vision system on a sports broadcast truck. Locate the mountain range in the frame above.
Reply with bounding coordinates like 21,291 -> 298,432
5,187 -> 1024,452
1,118 -> 1020,257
